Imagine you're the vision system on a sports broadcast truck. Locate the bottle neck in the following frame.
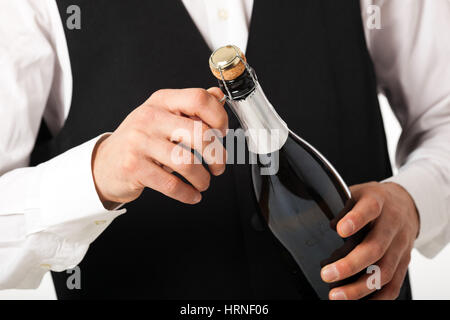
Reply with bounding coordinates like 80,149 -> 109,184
218,68 -> 257,100
219,69 -> 289,154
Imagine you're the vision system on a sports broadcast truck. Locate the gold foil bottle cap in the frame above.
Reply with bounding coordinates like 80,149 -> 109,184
209,45 -> 247,81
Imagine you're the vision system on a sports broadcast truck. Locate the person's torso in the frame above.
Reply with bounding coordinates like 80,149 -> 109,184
31,0 -> 409,299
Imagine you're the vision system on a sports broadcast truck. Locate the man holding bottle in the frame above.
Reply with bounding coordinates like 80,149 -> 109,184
0,0 -> 449,300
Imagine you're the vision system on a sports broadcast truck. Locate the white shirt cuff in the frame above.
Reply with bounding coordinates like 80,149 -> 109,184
24,133 -> 126,242
384,161 -> 449,258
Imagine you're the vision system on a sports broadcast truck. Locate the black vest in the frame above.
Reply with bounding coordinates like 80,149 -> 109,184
31,0 -> 411,299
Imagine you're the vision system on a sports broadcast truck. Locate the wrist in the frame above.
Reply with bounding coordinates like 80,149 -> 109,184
91,134 -> 120,209
383,181 -> 420,239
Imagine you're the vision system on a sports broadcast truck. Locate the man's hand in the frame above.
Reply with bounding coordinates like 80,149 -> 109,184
320,181 -> 420,300
92,87 -> 227,206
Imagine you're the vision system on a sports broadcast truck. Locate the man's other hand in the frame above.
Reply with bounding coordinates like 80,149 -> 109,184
321,182 -> 420,300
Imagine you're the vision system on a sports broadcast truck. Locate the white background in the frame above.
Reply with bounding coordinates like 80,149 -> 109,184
0,95 -> 449,300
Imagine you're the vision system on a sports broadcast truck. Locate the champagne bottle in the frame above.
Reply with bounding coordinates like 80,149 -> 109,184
209,45 -> 367,299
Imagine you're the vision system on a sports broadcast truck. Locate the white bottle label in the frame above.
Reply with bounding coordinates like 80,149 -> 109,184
228,84 -> 289,154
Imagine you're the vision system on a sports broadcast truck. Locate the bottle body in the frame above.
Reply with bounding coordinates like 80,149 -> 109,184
221,71 -> 366,300
210,46 -> 367,299
251,131 -> 366,299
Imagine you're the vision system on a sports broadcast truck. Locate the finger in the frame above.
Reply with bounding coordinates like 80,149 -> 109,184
136,160 -> 202,204
328,273 -> 376,300
321,215 -> 397,283
142,137 -> 211,192
374,232 -> 408,287
153,160 -> 174,173
149,88 -> 228,136
349,183 -> 367,194
369,251 -> 411,300
328,233 -> 407,300
207,87 -> 226,103
337,190 -> 384,237
143,107 -> 226,175
167,116 -> 226,176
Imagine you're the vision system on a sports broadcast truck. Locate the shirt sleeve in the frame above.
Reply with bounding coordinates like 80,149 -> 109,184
0,0 -> 125,289
0,136 -> 126,289
362,0 -> 450,258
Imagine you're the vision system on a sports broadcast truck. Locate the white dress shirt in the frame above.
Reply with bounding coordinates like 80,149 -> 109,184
0,0 -> 449,289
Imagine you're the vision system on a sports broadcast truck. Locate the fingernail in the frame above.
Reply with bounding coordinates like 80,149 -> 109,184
340,219 -> 355,237
330,290 -> 347,300
193,193 -> 202,203
321,265 -> 339,282
214,166 -> 226,176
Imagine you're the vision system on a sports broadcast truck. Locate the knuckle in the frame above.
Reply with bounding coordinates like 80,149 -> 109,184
337,259 -> 354,277
128,180 -> 143,195
381,266 -> 395,285
121,152 -> 139,174
140,105 -> 160,123
191,88 -> 210,106
367,196 -> 382,215
126,129 -> 143,144
150,89 -> 166,100
361,237 -> 385,263
396,232 -> 410,246
377,184 -> 389,198
164,175 -> 181,194
390,208 -> 404,226
369,241 -> 385,261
